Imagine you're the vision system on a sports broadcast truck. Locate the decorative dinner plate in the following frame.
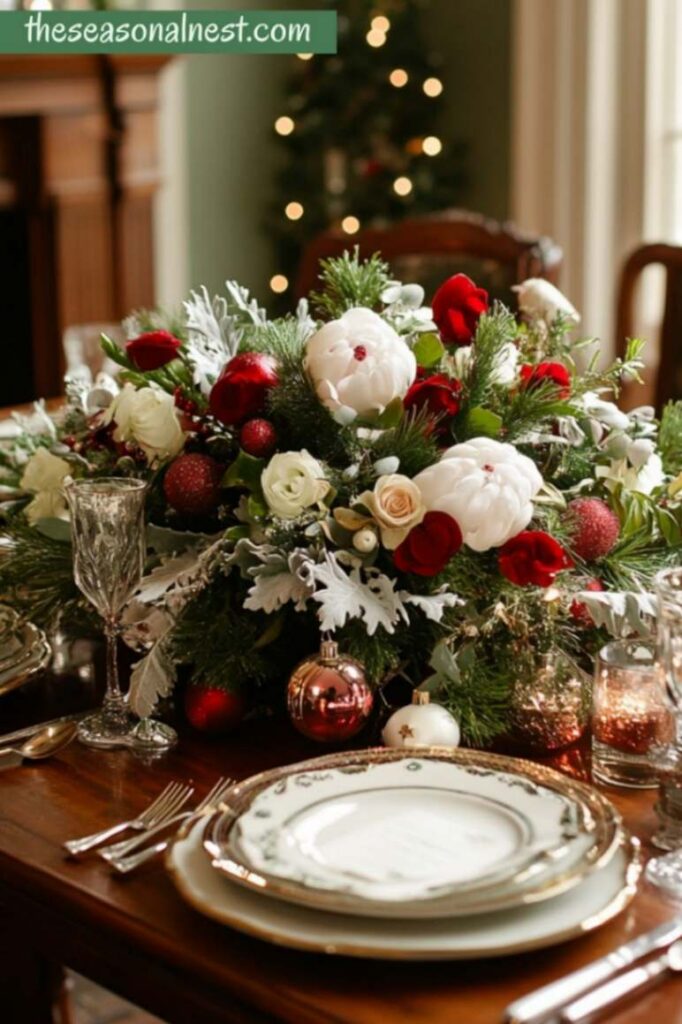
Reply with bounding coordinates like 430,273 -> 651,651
168,815 -> 640,960
0,621 -> 51,697
205,748 -> 622,918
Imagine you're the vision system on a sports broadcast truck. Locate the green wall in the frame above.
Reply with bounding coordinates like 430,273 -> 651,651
184,0 -> 511,301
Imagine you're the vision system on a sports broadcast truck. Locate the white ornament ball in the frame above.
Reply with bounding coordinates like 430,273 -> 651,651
413,437 -> 543,552
304,307 -> 416,421
382,697 -> 460,749
353,527 -> 378,553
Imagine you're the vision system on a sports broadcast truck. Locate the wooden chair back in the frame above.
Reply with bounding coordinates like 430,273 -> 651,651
616,243 -> 682,409
296,209 -> 563,307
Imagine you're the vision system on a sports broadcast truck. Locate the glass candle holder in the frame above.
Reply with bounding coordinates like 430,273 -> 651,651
592,638 -> 675,788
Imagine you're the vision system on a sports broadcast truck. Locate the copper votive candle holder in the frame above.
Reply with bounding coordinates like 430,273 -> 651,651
592,639 -> 675,788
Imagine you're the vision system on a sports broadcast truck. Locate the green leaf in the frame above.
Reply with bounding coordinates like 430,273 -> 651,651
247,494 -> 268,520
413,332 -> 445,368
466,407 -> 503,438
222,451 -> 265,492
100,333 -> 132,369
34,517 -> 71,543
375,397 -> 404,429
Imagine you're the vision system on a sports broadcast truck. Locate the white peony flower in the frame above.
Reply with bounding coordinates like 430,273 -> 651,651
103,383 -> 185,465
359,474 -> 426,549
20,448 -> 71,524
414,437 -> 543,552
514,278 -> 580,326
261,450 -> 329,520
304,307 -> 416,420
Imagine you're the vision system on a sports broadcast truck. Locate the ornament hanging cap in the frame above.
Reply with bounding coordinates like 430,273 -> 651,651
319,639 -> 339,663
412,691 -> 430,705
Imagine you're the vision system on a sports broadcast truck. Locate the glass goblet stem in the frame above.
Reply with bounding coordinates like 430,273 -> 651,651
102,618 -> 128,730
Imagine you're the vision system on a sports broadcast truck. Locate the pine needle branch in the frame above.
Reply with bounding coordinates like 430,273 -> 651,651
310,249 -> 391,318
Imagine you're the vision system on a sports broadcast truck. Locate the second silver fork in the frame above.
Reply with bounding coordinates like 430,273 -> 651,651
102,776 -> 235,873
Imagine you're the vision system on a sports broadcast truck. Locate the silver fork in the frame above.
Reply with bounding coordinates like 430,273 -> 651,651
64,782 -> 194,857
104,777 -> 235,874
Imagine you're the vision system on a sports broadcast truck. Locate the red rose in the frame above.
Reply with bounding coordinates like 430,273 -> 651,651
404,373 -> 461,435
394,511 -> 463,577
520,361 -> 571,398
498,530 -> 574,587
209,352 -> 279,426
431,273 -> 489,345
126,330 -> 182,371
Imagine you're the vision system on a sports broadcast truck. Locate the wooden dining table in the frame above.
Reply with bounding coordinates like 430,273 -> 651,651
0,656 -> 681,1024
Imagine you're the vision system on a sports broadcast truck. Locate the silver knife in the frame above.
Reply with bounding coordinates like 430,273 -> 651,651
0,711 -> 86,749
503,917 -> 682,1024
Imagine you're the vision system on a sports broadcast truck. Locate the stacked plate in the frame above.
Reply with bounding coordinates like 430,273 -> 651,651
166,748 -> 641,960
0,605 -> 51,697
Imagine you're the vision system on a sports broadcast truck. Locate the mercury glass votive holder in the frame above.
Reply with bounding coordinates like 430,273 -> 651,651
592,639 -> 675,788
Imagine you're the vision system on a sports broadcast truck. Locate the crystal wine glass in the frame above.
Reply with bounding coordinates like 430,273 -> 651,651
645,567 -> 682,895
65,478 -> 176,752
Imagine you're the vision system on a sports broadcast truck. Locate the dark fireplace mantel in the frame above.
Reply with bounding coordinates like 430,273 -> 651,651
0,55 -> 169,403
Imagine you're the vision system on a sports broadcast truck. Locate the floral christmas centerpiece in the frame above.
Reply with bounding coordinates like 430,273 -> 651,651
2,251 -> 681,744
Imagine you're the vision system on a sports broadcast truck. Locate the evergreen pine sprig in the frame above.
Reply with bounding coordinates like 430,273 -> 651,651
462,304 -> 518,411
310,249 -> 391,318
660,401 -> 682,475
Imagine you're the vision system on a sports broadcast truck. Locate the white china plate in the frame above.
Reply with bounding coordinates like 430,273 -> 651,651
206,751 -> 621,918
0,623 -> 51,696
233,757 -> 579,903
168,817 -> 640,960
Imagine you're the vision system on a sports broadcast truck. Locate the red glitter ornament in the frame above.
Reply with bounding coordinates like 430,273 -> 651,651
184,683 -> 246,734
566,498 -> 620,561
287,640 -> 373,742
239,418 -> 277,458
163,453 -> 223,516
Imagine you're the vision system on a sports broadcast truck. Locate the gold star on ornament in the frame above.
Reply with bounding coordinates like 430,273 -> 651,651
399,724 -> 415,740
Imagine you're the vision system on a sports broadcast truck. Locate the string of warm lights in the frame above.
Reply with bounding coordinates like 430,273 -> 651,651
270,11 -> 446,293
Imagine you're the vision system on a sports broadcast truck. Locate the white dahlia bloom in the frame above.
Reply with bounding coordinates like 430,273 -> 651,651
414,437 -> 543,552
304,307 -> 416,420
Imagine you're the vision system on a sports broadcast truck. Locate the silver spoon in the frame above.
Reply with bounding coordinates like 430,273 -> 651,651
0,721 -> 78,762
561,938 -> 682,1022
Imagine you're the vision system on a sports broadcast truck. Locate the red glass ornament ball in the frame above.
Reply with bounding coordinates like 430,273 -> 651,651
184,683 -> 246,734
287,641 -> 374,742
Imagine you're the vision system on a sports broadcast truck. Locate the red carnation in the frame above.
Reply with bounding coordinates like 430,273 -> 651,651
498,530 -> 574,588
126,330 -> 182,371
394,511 -> 463,577
520,361 -> 571,398
404,373 -> 462,431
431,273 -> 488,345
209,352 -> 279,427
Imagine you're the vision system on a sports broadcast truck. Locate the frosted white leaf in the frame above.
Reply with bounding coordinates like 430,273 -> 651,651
295,298 -> 316,340
224,280 -> 268,326
310,556 -> 409,636
147,524 -> 222,555
121,603 -> 173,652
402,591 -> 462,623
134,550 -> 205,605
577,590 -> 657,637
129,641 -> 176,718
244,570 -> 312,614
183,286 -> 238,391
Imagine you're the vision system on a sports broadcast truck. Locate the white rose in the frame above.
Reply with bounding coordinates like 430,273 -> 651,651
304,307 -> 416,420
359,474 -> 425,549
103,383 -> 185,465
20,448 -> 71,524
262,450 -> 329,520
514,279 -> 580,326
414,438 -> 543,552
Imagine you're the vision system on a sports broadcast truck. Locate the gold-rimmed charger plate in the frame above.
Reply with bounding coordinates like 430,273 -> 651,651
166,812 -> 640,960
202,748 -> 623,919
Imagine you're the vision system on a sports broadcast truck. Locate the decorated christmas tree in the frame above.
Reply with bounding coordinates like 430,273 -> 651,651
268,0 -> 465,298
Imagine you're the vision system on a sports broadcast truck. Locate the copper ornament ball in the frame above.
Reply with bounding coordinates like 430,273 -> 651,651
287,640 -> 374,742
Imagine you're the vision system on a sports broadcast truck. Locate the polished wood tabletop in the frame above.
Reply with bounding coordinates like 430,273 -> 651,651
1,661 -> 682,1024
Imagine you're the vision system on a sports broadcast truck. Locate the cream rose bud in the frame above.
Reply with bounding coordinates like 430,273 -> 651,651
103,383 -> 185,465
360,474 -> 425,549
20,448 -> 72,524
261,450 -> 329,520
304,307 -> 416,420
514,278 -> 580,326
